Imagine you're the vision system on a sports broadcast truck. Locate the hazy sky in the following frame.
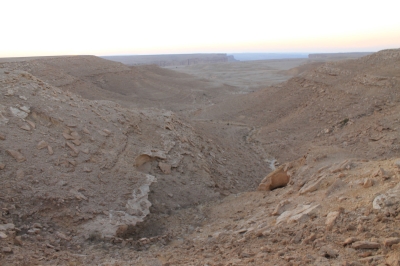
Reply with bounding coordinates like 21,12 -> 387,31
2,0 -> 400,57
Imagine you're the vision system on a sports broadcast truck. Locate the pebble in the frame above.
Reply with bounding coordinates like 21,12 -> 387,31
6,149 -> 26,162
2,247 -> 12,253
20,124 -> 31,131
37,140 -> 48,150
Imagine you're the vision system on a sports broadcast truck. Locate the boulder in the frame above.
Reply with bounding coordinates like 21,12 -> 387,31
257,165 -> 290,191
276,204 -> 321,225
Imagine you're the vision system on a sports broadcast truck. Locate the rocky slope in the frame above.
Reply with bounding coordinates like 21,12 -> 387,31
0,66 -> 267,265
1,56 -> 240,113
1,49 -> 400,265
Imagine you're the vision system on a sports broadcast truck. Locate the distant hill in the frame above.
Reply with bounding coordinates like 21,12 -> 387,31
308,52 -> 373,60
101,53 -> 236,67
229,53 -> 308,61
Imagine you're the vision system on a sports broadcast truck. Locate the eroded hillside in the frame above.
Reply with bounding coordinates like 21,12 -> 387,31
1,56 -> 241,113
1,49 -> 400,265
0,67 -> 267,265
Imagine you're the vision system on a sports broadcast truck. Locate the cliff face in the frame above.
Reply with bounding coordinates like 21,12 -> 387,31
102,53 -> 235,66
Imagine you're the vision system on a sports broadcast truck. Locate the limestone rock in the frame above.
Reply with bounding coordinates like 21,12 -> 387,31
352,241 -> 380,249
299,176 -> 325,195
66,142 -> 79,155
0,223 -> 15,231
272,200 -> 290,216
325,211 -> 340,230
37,140 -> 48,150
257,165 -> 290,191
363,178 -> 374,188
26,120 -> 35,129
14,236 -> 23,246
373,183 -> 400,209
63,132 -> 74,140
80,174 -> 156,238
6,150 -> 26,162
384,238 -> 400,247
56,231 -> 71,241
47,145 -> 54,155
70,131 -> 80,139
2,247 -> 12,253
276,204 -> 321,225
386,250 -> 400,266
10,107 -> 28,119
83,166 -> 92,172
72,139 -> 81,146
70,189 -> 88,200
158,162 -> 172,174
135,149 -> 167,167
20,124 -> 31,131
343,237 -> 360,246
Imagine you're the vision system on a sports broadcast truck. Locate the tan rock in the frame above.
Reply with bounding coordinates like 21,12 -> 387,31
83,166 -> 92,172
63,132 -> 74,140
103,129 -> 112,136
276,204 -> 321,225
70,131 -> 81,140
352,241 -> 380,249
83,127 -> 90,134
0,163 -> 5,170
26,120 -> 36,129
81,148 -> 89,154
10,107 -> 28,119
343,237 -> 360,246
72,139 -> 81,146
14,236 -> 23,246
363,178 -> 374,188
302,233 -> 316,244
384,238 -> 400,247
37,140 -> 48,150
299,176 -> 325,195
379,168 -> 390,180
257,165 -> 290,191
325,211 -> 340,230
0,232 -> 7,239
272,200 -> 290,216
386,250 -> 400,266
158,162 -> 172,174
6,150 -> 26,162
20,124 -> 31,131
0,133 -> 5,140
2,247 -> 12,253
55,231 -> 71,241
66,142 -> 79,155
47,145 -> 54,155
0,223 -> 15,231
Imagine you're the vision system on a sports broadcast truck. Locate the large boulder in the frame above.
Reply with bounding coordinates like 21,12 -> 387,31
257,165 -> 290,191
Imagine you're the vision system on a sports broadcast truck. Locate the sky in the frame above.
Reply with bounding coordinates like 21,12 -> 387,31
1,0 -> 400,57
